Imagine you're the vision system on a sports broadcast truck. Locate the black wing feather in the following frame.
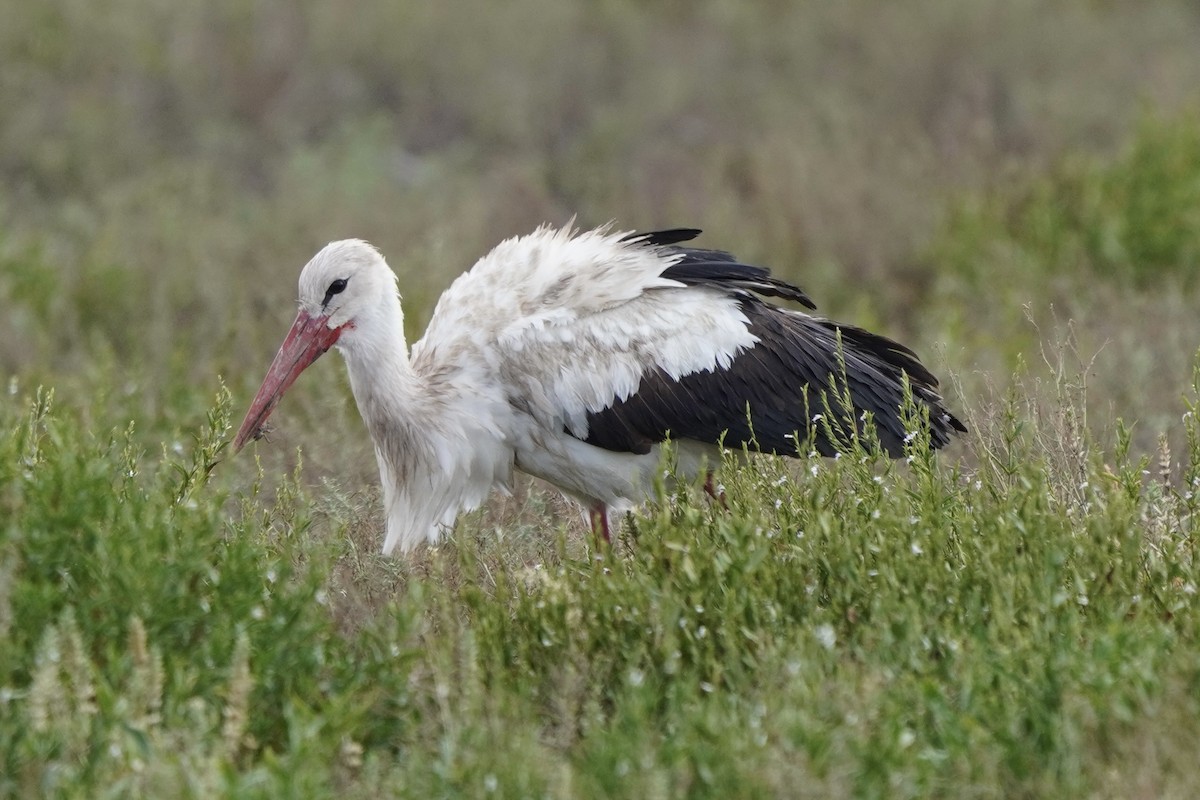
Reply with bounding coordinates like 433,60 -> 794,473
578,230 -> 966,458
624,228 -> 816,309
621,229 -> 703,247
583,300 -> 965,457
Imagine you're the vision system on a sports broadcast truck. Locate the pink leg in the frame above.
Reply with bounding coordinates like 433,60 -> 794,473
704,471 -> 728,510
589,503 -> 611,544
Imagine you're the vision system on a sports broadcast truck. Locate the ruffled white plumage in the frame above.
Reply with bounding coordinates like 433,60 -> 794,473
315,226 -> 758,552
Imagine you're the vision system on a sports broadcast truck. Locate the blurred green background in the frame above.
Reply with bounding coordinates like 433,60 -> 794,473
4,0 -> 1200,474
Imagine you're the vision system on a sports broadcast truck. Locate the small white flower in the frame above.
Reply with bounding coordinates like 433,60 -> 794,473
815,624 -> 836,650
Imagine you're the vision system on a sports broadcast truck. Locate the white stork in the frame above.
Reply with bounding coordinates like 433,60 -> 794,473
234,225 -> 964,554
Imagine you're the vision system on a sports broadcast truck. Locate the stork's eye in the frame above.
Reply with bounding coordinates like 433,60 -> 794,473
322,278 -> 349,308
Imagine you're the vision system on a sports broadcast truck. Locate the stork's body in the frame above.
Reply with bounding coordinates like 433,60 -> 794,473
235,226 -> 965,554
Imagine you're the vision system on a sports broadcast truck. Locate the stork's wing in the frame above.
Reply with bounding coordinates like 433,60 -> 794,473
414,225 -> 964,459
580,296 -> 965,457
574,232 -> 965,457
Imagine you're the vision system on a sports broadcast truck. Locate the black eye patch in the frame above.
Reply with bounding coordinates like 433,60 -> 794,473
322,278 -> 349,309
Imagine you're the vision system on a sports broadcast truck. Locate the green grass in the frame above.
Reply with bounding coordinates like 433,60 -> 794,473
2,370 -> 1199,797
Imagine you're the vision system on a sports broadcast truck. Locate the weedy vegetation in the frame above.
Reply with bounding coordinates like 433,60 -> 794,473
3,363 -> 1200,798
4,1 -> 1200,797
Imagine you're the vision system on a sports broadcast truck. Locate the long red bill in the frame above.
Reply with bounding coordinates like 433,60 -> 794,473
234,310 -> 345,452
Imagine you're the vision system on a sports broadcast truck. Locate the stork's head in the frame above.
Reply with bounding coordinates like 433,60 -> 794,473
234,239 -> 398,451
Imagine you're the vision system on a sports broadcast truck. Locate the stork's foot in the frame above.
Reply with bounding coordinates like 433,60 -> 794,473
703,472 -> 728,510
589,503 -> 612,544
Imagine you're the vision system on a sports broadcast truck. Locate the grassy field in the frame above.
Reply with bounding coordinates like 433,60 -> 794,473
4,1 -> 1200,796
